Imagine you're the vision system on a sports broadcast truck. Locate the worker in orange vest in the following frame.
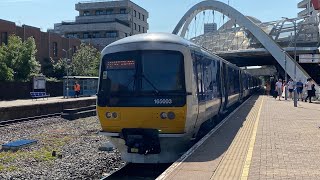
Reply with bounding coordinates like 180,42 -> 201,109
74,82 -> 81,98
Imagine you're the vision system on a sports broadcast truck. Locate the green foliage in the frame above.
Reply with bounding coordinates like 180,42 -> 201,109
52,58 -> 69,79
0,35 -> 41,82
0,46 -> 14,81
71,43 -> 100,76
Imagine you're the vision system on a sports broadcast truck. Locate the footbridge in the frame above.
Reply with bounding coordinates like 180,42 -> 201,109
173,0 -> 319,90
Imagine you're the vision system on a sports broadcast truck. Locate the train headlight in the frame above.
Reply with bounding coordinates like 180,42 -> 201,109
160,112 -> 167,119
167,112 -> 175,120
106,112 -> 112,119
112,112 -> 118,119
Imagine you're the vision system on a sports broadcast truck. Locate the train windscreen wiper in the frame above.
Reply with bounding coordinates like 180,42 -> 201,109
141,74 -> 160,94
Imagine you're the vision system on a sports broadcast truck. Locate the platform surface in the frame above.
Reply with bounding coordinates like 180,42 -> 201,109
0,96 -> 96,108
158,95 -> 320,180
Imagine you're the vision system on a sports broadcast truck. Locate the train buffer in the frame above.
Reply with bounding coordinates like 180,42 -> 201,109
157,95 -> 320,180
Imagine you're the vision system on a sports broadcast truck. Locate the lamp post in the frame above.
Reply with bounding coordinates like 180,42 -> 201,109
281,16 -> 308,106
283,50 -> 288,100
62,48 -> 72,99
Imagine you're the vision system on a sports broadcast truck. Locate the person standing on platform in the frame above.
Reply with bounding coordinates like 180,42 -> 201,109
265,81 -> 271,96
74,82 -> 81,98
275,79 -> 283,100
305,78 -> 313,103
296,79 -> 304,101
287,79 -> 294,99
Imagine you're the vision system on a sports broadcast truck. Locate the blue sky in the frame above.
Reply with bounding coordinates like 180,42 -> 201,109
0,0 -> 301,33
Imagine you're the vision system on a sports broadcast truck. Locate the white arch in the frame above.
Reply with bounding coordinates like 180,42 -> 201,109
173,0 -> 318,90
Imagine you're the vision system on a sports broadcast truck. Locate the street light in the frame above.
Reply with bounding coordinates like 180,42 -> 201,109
283,50 -> 288,100
62,48 -> 72,99
281,17 -> 309,107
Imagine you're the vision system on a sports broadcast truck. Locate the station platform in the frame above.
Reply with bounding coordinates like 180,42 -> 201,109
158,95 -> 320,180
0,96 -> 96,121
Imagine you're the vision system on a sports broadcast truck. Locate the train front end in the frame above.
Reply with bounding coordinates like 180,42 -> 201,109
96,38 -> 192,163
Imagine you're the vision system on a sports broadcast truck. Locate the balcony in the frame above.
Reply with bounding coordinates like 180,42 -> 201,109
76,1 -> 128,11
298,0 -> 309,8
76,14 -> 129,24
298,8 -> 310,17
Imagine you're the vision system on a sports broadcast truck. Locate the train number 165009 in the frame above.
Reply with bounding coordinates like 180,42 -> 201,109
154,99 -> 172,104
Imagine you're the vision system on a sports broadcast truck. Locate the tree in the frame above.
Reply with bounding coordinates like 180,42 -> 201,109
14,37 -> 41,81
1,35 -> 41,82
0,46 -> 14,81
71,43 -> 100,76
52,58 -> 69,79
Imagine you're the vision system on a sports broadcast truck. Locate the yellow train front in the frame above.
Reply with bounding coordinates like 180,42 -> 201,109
96,32 -> 258,163
97,33 -> 195,163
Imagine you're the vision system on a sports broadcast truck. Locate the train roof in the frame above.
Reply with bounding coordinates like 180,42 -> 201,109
101,32 -> 249,73
104,32 -> 196,49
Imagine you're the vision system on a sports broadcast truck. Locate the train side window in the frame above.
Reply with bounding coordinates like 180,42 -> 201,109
191,51 -> 204,101
228,67 -> 235,94
234,69 -> 240,92
203,57 -> 216,100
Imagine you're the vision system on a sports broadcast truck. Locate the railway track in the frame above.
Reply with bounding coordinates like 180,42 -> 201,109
101,163 -> 171,180
0,105 -> 97,128
0,113 -> 62,127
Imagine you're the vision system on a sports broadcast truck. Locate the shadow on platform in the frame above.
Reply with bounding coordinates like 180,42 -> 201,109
183,95 -> 259,163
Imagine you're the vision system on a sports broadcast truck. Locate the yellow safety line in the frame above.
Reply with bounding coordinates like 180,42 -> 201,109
241,96 -> 264,180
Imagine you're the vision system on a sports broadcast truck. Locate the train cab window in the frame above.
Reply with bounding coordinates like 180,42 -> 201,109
141,51 -> 184,92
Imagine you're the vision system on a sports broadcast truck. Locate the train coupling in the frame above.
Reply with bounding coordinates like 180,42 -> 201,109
120,128 -> 161,155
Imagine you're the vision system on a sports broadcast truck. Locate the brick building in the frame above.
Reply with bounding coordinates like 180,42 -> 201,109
0,19 -> 81,69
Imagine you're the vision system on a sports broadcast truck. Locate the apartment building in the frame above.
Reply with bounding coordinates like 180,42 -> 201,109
52,0 -> 149,50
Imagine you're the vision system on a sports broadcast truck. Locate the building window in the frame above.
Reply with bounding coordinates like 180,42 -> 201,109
83,11 -> 90,16
95,10 -> 104,15
106,9 -> 113,15
52,42 -> 58,57
92,32 -> 100,38
142,27 -> 145,33
1,32 -> 8,45
138,25 -> 140,32
134,10 -> 136,17
73,46 -> 77,53
142,14 -> 145,21
134,23 -> 137,30
66,33 -> 78,38
83,32 -> 89,39
125,33 -> 128,37
120,8 -> 126,14
139,12 -> 141,19
106,31 -> 118,38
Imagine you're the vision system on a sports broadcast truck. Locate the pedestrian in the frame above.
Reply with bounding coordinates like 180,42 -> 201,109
275,79 -> 283,100
296,79 -> 304,101
305,78 -> 313,103
74,82 -> 81,98
287,79 -> 294,99
265,81 -> 271,96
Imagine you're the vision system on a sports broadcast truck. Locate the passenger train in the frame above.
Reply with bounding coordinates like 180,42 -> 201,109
97,33 -> 260,163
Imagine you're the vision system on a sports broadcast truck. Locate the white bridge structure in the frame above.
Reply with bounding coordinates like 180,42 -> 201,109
173,0 -> 320,92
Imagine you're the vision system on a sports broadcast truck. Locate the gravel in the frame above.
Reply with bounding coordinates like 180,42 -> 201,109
0,116 -> 124,180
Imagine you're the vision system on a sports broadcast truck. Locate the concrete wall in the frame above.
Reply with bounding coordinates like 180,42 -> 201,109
0,82 -> 63,100
0,98 -> 96,121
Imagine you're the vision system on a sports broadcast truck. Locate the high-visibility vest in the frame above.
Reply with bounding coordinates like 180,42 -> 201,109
74,84 -> 80,91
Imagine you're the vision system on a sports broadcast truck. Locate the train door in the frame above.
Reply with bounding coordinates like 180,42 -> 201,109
191,52 -> 205,129
239,71 -> 244,101
222,63 -> 230,111
220,62 -> 228,112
